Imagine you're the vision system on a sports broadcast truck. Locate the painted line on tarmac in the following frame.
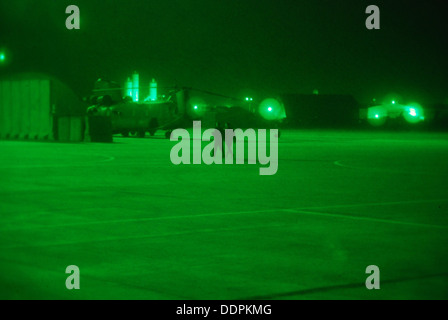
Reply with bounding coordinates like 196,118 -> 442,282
334,160 -> 405,173
1,198 -> 447,232
299,198 -> 448,211
0,154 -> 115,169
0,208 -> 284,231
334,160 -> 445,175
334,160 -> 350,168
0,222 -> 289,249
283,209 -> 448,230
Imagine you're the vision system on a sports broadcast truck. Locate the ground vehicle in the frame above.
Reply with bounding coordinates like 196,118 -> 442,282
360,101 -> 425,127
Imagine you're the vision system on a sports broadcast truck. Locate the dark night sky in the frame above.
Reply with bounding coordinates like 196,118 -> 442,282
0,0 -> 447,104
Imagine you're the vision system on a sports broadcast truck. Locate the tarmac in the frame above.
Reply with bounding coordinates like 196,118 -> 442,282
0,129 -> 447,299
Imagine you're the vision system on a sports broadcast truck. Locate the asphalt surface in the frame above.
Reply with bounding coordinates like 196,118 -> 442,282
0,129 -> 447,299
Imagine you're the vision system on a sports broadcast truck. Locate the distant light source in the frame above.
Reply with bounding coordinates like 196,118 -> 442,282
132,72 -> 139,102
0,52 -> 5,63
150,78 -> 157,101
194,105 -> 198,110
245,97 -> 249,101
258,98 -> 286,121
367,105 -> 387,126
392,100 -> 396,104
403,103 -> 424,124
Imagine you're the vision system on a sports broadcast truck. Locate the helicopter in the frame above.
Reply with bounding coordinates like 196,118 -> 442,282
86,74 -> 286,141
86,76 -> 191,139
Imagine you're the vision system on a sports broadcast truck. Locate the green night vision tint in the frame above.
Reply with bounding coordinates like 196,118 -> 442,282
258,98 -> 286,121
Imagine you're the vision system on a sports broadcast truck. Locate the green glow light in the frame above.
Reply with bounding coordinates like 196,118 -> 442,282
245,97 -> 249,101
392,100 -> 395,104
0,53 -> 4,62
403,103 -> 424,124
367,106 -> 387,126
259,98 -> 286,121
187,96 -> 206,118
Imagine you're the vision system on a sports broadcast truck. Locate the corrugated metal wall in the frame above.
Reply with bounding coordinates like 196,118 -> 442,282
0,79 -> 53,140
